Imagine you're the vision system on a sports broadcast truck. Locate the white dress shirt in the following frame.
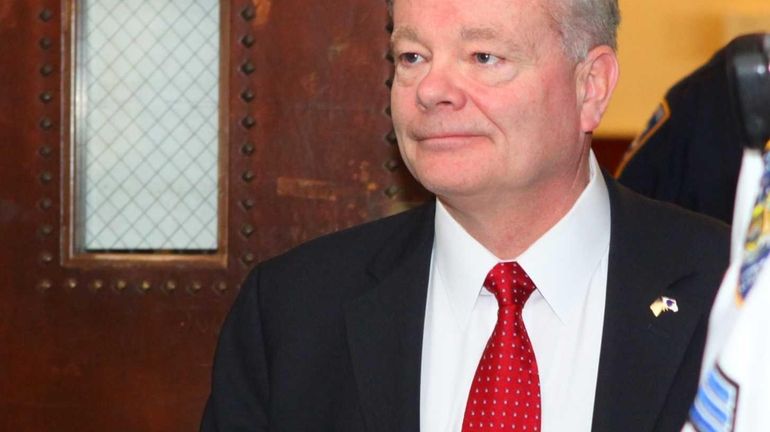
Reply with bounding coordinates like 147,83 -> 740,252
420,152 -> 611,432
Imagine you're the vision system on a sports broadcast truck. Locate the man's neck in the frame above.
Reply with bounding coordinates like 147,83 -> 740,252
438,158 -> 592,259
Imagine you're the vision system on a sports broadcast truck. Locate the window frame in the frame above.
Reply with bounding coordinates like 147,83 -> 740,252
60,0 -> 231,268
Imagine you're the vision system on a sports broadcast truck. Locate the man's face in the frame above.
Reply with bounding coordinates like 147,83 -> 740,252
390,0 -> 587,202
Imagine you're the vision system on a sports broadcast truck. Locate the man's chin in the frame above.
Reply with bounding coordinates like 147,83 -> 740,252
416,176 -> 486,201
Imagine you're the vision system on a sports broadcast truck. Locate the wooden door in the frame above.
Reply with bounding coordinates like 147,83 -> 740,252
0,1 -> 426,430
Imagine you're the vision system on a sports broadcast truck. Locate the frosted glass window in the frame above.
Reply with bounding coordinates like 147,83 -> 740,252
73,0 -> 220,252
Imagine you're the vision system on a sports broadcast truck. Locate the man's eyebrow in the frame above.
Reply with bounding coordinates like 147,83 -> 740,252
460,27 -> 500,41
390,26 -> 420,47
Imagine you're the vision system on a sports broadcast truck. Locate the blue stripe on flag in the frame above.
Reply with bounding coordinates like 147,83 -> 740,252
706,371 -> 730,402
698,386 -> 729,424
688,366 -> 740,432
689,402 -> 719,432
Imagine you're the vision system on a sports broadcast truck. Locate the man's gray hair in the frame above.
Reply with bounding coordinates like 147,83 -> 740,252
547,0 -> 620,60
385,0 -> 620,61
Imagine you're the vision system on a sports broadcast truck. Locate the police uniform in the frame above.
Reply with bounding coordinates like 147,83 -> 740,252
616,43 -> 744,224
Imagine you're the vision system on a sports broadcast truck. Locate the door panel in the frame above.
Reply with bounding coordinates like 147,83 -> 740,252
0,1 -> 426,430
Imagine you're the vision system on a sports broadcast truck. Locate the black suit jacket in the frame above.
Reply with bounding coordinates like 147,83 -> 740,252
201,176 -> 729,432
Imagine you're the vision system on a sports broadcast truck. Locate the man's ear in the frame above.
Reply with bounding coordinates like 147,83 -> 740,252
576,45 -> 619,133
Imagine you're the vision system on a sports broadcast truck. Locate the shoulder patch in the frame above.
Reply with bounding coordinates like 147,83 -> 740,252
615,99 -> 672,176
688,364 -> 739,432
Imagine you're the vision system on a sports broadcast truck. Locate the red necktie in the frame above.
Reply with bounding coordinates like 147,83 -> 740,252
461,262 -> 541,432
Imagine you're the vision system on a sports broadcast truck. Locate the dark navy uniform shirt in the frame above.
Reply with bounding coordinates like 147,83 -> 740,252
617,45 -> 743,225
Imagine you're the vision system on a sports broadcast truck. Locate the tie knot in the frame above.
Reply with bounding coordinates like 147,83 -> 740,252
484,262 -> 535,308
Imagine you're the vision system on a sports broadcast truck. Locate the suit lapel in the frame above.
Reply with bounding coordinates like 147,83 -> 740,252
592,176 -> 714,431
344,202 -> 435,432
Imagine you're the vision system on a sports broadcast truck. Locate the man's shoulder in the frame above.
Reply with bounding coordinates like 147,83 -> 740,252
234,201 -> 434,317
607,175 -> 730,264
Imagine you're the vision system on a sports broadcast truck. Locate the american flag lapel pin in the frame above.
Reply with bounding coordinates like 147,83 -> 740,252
650,296 -> 679,317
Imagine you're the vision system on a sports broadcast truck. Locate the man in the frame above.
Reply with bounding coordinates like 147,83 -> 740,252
201,0 -> 728,431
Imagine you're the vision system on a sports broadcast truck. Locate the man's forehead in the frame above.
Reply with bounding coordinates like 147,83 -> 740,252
390,0 -> 548,16
389,0 -> 550,39
389,0 -> 557,58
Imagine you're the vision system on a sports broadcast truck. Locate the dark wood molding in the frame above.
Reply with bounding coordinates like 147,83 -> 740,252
592,136 -> 634,176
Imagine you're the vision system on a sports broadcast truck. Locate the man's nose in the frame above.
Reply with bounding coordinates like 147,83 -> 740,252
415,62 -> 467,112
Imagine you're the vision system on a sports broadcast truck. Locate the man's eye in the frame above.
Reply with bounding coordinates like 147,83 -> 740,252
474,53 -> 500,65
399,52 -> 424,65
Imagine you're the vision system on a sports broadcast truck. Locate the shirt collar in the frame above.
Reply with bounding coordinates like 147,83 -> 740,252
432,152 -> 610,327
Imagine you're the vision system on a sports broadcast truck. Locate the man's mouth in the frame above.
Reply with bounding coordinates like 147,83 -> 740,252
412,132 -> 487,149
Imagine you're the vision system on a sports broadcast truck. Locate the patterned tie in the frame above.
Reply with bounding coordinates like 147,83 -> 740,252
462,262 -> 541,432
